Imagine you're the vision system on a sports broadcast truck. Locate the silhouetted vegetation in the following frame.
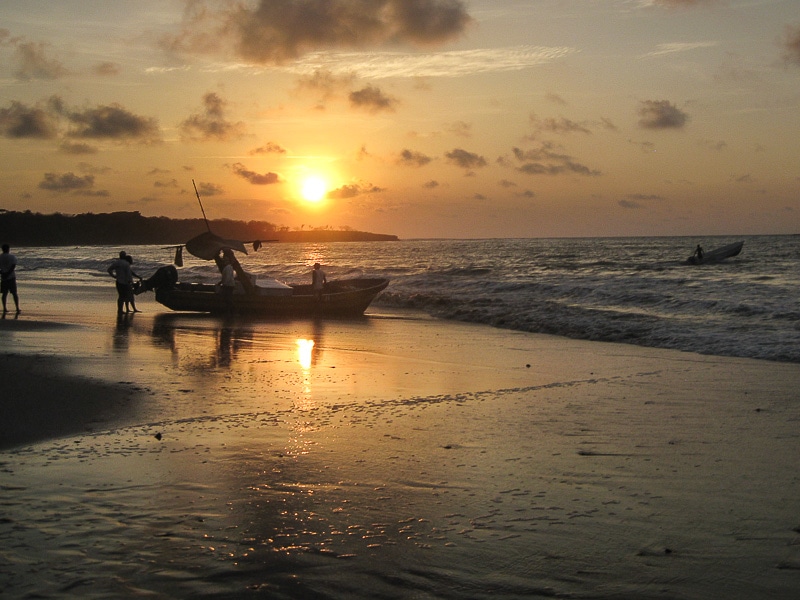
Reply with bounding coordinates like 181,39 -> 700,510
0,210 -> 398,246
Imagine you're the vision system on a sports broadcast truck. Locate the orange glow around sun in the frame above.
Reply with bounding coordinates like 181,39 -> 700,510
300,175 -> 328,203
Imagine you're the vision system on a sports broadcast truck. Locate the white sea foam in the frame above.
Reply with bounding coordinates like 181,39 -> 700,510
17,235 -> 800,362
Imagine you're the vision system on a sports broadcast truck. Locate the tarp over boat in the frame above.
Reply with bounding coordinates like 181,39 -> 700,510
185,231 -> 248,261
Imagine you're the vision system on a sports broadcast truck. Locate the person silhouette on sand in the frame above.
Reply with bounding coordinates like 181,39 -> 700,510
108,251 -> 136,314
0,243 -> 20,314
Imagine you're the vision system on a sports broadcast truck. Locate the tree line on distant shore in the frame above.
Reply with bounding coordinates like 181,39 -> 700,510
0,210 -> 398,246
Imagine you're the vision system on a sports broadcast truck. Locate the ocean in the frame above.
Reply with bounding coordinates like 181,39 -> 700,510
17,235 -> 799,363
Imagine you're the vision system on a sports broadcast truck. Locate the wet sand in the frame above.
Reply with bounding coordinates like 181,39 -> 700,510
1,284 -> 800,599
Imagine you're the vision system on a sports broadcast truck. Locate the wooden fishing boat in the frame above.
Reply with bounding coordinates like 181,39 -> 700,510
139,229 -> 388,316
685,241 -> 744,265
148,270 -> 389,316
139,184 -> 389,316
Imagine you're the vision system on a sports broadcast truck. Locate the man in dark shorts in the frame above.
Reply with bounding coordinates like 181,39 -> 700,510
0,243 -> 20,315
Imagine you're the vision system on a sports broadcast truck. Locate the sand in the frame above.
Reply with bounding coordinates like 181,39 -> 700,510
1,283 -> 800,599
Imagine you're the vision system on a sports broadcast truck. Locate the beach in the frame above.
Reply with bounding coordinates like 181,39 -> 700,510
2,282 -> 800,599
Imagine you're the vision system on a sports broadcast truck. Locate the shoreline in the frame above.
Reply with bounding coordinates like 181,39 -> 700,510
2,297 -> 800,598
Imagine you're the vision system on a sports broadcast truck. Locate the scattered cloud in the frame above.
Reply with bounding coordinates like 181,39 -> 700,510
293,69 -> 355,103
445,120 -> 471,137
640,41 -> 717,59
349,85 -> 398,113
648,0 -> 717,7
0,100 -> 59,139
231,162 -> 281,185
782,24 -> 800,66
510,143 -> 601,177
154,179 -> 180,188
397,148 -> 432,167
93,61 -> 120,76
62,103 -> 161,142
179,92 -> 246,142
38,172 -> 94,192
162,0 -> 472,65
445,148 -> 487,170
243,0 -> 470,64
249,142 -> 287,155
59,141 -> 97,154
288,45 -> 576,79
195,181 -> 224,196
637,100 -> 689,129
422,180 -> 439,189
545,92 -> 568,106
328,182 -> 385,199
530,113 -> 592,136
7,38 -> 70,80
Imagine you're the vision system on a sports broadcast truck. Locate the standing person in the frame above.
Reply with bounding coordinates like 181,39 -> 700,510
107,251 -> 134,314
312,262 -> 327,301
123,254 -> 142,313
0,243 -> 20,314
694,244 -> 704,263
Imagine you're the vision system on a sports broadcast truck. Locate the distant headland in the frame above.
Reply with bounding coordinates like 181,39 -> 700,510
0,210 -> 398,246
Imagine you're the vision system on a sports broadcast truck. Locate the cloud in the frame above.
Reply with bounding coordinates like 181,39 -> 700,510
640,41 -> 717,58
349,85 -> 398,113
422,180 -> 439,189
64,103 -> 161,142
231,162 -> 281,185
10,39 -> 70,81
179,92 -> 246,142
650,0 -> 717,7
618,199 -> 642,209
59,141 -> 98,154
249,142 -> 287,155
510,143 -> 601,177
38,172 -> 95,192
530,113 -> 592,135
328,182 -> 385,199
154,179 -> 180,188
196,182 -> 224,196
445,120 -> 471,137
637,100 -> 689,129
288,45 -> 576,79
397,148 -> 433,167
782,24 -> 800,66
232,0 -> 472,64
545,92 -> 568,106
93,62 -> 120,76
0,100 -> 59,139
293,69 -> 355,102
445,148 -> 487,170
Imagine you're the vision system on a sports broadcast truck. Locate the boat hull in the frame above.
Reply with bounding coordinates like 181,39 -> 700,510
685,241 -> 743,265
155,278 -> 389,317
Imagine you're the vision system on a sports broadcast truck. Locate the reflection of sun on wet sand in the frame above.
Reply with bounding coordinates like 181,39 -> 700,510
2,289 -> 800,598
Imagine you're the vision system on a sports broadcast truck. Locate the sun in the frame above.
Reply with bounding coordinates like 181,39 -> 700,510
300,175 -> 327,203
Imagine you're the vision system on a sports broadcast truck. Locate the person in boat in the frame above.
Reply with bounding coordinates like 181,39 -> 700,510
215,248 -> 255,294
312,262 -> 327,301
693,245 -> 704,263
108,250 -> 137,315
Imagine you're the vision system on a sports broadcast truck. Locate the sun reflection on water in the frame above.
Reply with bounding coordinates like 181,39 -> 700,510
296,338 -> 315,370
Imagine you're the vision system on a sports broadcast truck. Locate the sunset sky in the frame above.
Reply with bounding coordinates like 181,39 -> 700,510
1,0 -> 799,239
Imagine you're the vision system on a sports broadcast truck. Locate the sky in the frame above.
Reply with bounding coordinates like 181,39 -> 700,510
1,0 -> 799,239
